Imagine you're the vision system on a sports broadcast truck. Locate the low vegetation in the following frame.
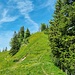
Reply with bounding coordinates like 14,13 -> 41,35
0,0 -> 75,75
0,32 -> 66,75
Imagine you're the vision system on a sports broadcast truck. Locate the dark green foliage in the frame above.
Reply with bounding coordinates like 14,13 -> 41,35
13,58 -> 19,62
25,28 -> 30,38
9,31 -> 21,56
0,32 -> 66,75
9,26 -> 31,56
18,26 -> 24,42
49,0 -> 75,75
24,39 -> 29,44
5,47 -> 7,51
41,23 -> 47,31
46,25 -> 49,29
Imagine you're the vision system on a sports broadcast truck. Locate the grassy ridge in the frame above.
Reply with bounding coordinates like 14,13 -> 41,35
0,32 -> 66,75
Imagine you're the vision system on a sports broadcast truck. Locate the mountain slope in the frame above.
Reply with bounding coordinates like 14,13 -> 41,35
0,32 -> 66,75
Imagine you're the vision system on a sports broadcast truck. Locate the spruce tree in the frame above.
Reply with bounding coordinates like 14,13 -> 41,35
41,23 -> 46,31
49,0 -> 75,74
5,47 -> 7,51
25,28 -> 30,38
9,31 -> 20,56
20,26 -> 24,40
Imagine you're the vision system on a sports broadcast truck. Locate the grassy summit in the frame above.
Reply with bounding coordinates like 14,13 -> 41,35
0,32 -> 66,75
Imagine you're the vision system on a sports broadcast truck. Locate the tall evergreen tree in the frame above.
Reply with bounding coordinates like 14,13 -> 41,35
49,0 -> 75,74
5,47 -> 7,51
40,23 -> 46,31
25,28 -> 30,38
19,26 -> 24,42
9,31 -> 20,56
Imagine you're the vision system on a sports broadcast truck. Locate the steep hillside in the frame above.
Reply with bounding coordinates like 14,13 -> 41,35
0,32 -> 66,75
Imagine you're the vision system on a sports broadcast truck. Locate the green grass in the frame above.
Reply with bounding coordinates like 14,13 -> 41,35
0,32 -> 66,75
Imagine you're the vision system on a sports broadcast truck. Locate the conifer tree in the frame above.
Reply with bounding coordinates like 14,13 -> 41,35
41,23 -> 46,31
49,0 -> 75,74
19,26 -> 24,42
9,31 -> 20,56
25,28 -> 30,38
5,47 -> 7,51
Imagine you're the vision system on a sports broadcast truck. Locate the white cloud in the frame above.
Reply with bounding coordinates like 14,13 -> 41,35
37,0 -> 55,10
2,9 -> 8,18
0,0 -> 39,31
25,14 -> 39,32
0,9 -> 18,25
17,1 -> 33,14
45,0 -> 55,10
45,0 -> 55,7
15,0 -> 39,32
0,0 -> 39,50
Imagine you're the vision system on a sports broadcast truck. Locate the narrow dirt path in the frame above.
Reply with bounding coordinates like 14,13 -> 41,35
18,53 -> 28,63
18,56 -> 26,63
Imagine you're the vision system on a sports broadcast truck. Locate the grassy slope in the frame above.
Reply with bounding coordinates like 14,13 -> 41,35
0,32 -> 66,75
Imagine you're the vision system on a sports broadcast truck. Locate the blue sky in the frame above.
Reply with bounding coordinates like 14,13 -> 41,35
0,0 -> 56,50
